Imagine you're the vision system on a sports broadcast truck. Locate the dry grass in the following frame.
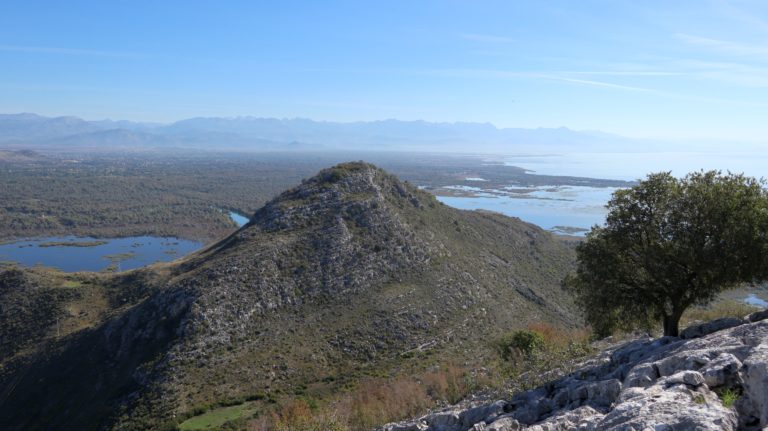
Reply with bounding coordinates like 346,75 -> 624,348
248,362 -> 495,431
251,399 -> 347,431
337,377 -> 432,430
682,300 -> 758,328
525,322 -> 592,349
254,324 -> 594,431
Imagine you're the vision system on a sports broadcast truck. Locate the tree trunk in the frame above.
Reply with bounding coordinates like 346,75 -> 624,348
663,309 -> 683,337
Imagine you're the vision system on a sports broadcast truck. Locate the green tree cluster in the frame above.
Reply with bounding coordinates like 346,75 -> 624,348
567,171 -> 768,337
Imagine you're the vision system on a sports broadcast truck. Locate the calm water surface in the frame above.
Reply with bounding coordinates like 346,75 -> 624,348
503,152 -> 768,181
229,211 -> 250,227
437,185 -> 619,235
745,294 -> 768,308
438,151 -> 767,235
0,211 -> 250,272
0,235 -> 202,272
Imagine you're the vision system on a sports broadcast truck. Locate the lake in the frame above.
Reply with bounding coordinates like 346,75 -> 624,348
745,294 -> 768,308
502,151 -> 768,182
437,185 -> 618,235
0,210 -> 250,272
0,235 -> 203,272
436,151 -> 767,235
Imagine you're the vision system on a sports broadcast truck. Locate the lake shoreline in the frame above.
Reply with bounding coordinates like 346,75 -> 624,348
0,211 -> 250,273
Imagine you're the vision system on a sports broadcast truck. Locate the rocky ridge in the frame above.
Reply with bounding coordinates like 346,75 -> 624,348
0,162 -> 578,430
382,309 -> 768,431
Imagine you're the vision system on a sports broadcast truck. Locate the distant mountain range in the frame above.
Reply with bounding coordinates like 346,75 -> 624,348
0,112 -> 643,152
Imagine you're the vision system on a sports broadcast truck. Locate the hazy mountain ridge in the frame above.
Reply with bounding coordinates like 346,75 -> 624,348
0,162 -> 578,430
0,113 -> 637,152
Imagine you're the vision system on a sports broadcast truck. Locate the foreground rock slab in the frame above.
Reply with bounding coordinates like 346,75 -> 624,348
382,313 -> 768,431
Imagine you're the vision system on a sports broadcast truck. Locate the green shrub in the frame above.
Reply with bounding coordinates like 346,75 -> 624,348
191,405 -> 209,416
718,388 -> 740,407
496,330 -> 545,360
492,325 -> 594,392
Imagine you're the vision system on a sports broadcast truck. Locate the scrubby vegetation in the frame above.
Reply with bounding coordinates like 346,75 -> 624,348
494,323 -> 593,392
212,361 -> 500,431
494,329 -> 546,359
0,264 -> 164,364
0,151 -> 627,243
228,323 -> 593,431
0,152 -> 313,242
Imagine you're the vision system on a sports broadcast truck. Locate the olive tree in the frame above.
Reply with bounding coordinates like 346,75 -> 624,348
566,171 -> 768,337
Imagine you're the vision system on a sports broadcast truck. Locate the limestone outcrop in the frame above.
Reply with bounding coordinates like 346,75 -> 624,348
383,310 -> 768,431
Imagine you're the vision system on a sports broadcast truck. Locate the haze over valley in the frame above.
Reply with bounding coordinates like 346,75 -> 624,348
2,1 -> 768,430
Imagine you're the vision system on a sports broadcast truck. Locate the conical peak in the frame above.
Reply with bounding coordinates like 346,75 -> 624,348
305,161 -> 384,187
245,161 -> 430,233
280,161 -> 410,201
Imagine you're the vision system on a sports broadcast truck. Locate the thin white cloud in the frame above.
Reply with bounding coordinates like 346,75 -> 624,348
674,33 -> 768,57
423,68 -> 661,93
538,76 -> 660,92
460,33 -> 516,43
295,99 -> 413,111
565,71 -> 683,76
0,44 -> 140,58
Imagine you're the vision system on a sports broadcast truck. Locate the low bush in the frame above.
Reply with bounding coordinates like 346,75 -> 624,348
716,387 -> 741,407
495,330 -> 545,360
494,323 -> 593,392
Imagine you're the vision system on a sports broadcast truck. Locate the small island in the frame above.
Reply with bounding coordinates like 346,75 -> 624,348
38,240 -> 108,248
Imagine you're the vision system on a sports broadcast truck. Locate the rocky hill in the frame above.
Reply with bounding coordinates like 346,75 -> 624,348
0,162 -> 578,430
382,310 -> 768,431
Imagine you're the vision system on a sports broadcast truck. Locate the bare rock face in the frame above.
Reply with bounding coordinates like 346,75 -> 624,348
680,317 -> 745,339
742,345 -> 768,426
382,317 -> 768,431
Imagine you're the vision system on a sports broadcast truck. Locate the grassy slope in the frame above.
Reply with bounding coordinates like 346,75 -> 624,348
178,402 -> 259,430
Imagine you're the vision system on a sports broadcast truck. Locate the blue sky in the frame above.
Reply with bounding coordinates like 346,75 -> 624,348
2,0 -> 768,141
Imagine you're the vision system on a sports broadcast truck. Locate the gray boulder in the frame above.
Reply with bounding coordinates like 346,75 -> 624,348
663,370 -> 705,387
424,410 -> 462,431
742,345 -> 768,427
701,352 -> 742,387
745,308 -> 768,323
525,406 -> 603,431
384,422 -> 429,431
623,363 -> 658,388
460,401 -> 507,427
485,416 -> 520,431
597,384 -> 737,431
680,317 -> 745,339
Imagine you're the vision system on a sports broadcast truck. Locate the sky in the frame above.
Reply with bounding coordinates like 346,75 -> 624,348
2,0 -> 768,142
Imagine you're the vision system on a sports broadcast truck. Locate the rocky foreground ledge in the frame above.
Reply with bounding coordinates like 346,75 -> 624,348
382,310 -> 768,431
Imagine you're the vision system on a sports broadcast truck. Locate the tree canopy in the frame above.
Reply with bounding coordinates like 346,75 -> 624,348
566,170 -> 768,337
